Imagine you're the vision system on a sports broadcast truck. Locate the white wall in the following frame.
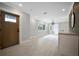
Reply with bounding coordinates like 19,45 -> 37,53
0,3 -> 30,43
54,15 -> 70,34
58,22 -> 69,33
57,16 -> 70,33
53,24 -> 59,34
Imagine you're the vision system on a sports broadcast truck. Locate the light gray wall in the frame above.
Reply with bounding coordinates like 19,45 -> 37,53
0,3 -> 30,43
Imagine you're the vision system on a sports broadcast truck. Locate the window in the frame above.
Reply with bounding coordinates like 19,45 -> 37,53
38,24 -> 46,31
5,14 -> 16,23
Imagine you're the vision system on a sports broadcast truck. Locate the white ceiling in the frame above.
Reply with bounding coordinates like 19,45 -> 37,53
3,2 -> 73,23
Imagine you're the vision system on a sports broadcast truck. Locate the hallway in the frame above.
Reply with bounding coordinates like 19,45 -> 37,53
0,34 -> 59,56
0,2 -> 78,56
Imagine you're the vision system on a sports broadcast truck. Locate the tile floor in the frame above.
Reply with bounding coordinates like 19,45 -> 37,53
0,34 -> 60,56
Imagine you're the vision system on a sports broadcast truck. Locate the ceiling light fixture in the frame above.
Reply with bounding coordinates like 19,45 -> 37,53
18,3 -> 23,7
62,9 -> 65,12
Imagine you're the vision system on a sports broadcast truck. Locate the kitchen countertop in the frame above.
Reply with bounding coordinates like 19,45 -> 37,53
58,32 -> 79,36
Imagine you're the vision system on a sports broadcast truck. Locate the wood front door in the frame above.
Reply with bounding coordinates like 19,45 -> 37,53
0,10 -> 19,49
0,10 -> 2,49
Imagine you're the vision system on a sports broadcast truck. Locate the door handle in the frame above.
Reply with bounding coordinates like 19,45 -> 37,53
17,29 -> 19,32
0,28 -> 2,31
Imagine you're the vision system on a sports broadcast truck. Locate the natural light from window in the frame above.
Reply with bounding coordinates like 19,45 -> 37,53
5,14 -> 16,23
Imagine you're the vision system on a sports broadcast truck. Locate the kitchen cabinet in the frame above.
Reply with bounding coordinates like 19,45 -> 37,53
58,33 -> 79,56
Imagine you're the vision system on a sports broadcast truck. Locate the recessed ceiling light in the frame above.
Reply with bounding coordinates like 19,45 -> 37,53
18,3 -> 23,7
62,9 -> 65,11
